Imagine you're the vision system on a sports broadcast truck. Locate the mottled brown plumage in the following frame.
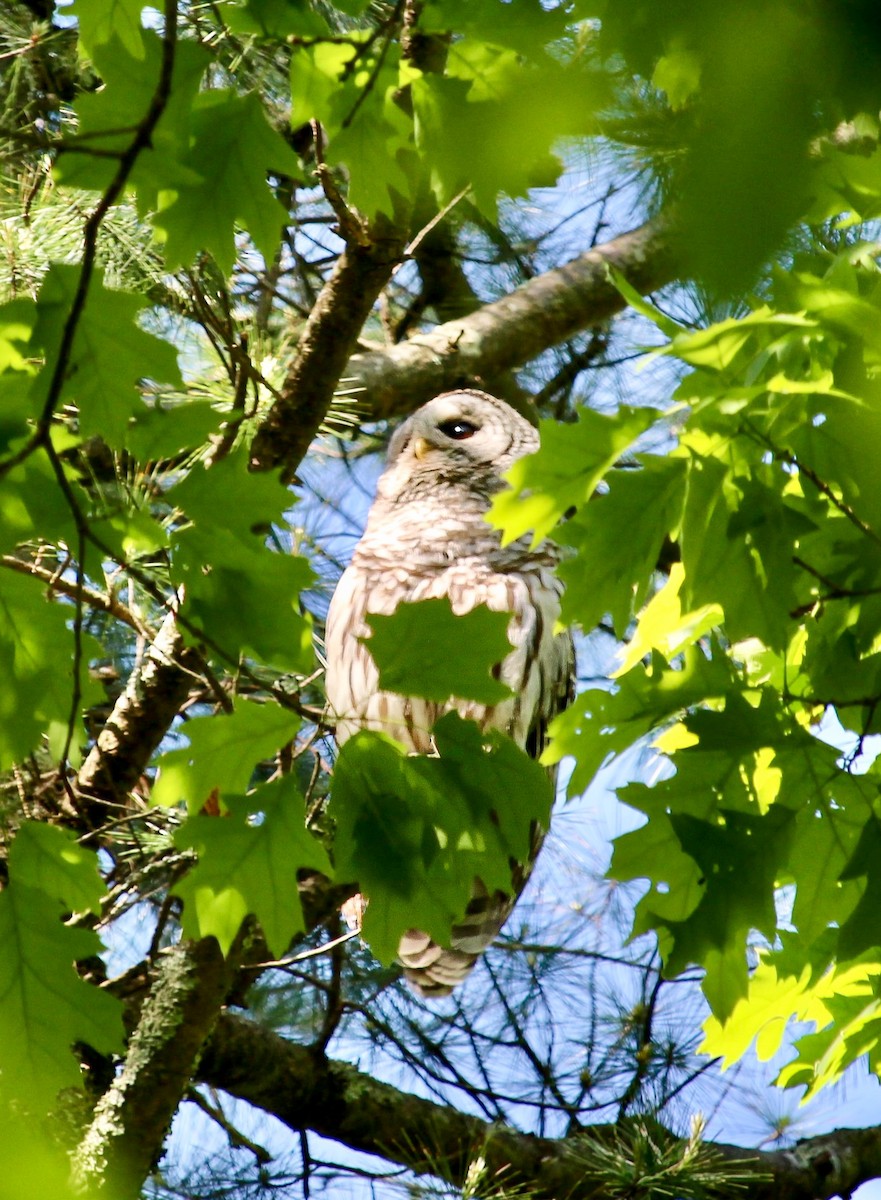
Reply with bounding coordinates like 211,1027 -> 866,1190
325,390 -> 574,995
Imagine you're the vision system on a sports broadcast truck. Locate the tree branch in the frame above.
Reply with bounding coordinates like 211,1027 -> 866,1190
76,612 -> 202,830
248,219 -> 407,478
198,1011 -> 881,1200
249,215 -> 677,478
72,937 -> 246,1198
342,215 -> 676,421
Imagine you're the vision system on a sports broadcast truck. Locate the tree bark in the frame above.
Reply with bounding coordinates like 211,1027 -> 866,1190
346,216 -> 678,422
76,613 -> 201,830
249,224 -> 407,478
72,937 -> 245,1198
248,214 -> 679,479
198,1011 -> 881,1200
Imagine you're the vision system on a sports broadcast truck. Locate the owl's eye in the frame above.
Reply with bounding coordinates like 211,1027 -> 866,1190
437,419 -> 478,440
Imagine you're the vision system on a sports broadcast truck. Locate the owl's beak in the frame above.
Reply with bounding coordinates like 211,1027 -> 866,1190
413,436 -> 431,460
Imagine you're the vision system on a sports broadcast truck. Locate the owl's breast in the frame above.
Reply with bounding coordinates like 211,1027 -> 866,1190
324,556 -> 566,753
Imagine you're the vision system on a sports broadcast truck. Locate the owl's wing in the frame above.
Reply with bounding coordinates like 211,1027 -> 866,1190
525,625 -> 576,762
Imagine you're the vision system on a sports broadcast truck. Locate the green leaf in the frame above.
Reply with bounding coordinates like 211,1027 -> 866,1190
90,501 -> 170,559
0,379 -> 35,462
784,274 -> 881,358
0,887 -> 123,1109
363,599 -> 514,704
330,713 -> 551,963
419,0 -> 572,57
610,690 -> 869,1020
0,298 -> 36,376
329,116 -> 414,218
651,41 -> 701,111
171,529 -> 314,671
0,841 -> 123,1110
68,0 -> 146,58
54,33 -> 209,204
154,90 -> 301,271
808,143 -> 881,225
8,822 -> 105,917
700,935 -> 842,1069
31,265 -> 182,447
615,563 -> 723,677
173,777 -> 332,956
329,0 -> 370,14
0,450 -> 78,554
544,647 -> 736,798
290,41 -> 356,126
126,401 -> 223,461
0,572 -> 103,770
432,711 -> 551,861
152,697 -> 300,813
606,268 -> 685,339
558,455 -> 687,635
665,309 -> 815,372
168,448 -> 292,542
782,759 -> 870,947
290,39 -> 413,216
488,406 -> 658,546
784,391 -> 881,532
216,0 -> 330,37
0,1114 -> 82,1198
168,451 -> 314,670
663,806 -> 795,1016
412,54 -> 604,215
837,816 -> 881,960
679,452 -> 804,651
782,988 -> 881,1099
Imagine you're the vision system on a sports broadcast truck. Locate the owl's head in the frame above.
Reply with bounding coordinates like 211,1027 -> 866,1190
379,390 -> 539,503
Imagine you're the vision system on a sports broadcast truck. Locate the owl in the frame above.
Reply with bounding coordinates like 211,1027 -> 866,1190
324,389 -> 574,996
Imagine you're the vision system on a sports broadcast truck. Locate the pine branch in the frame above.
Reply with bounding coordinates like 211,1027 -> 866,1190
248,215 -> 677,479
348,216 -> 678,422
198,1011 -> 881,1200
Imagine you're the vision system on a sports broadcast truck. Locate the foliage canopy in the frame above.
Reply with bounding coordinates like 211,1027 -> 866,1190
4,0 -> 881,1197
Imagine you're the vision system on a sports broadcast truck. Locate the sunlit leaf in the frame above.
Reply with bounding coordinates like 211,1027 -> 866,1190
9,822 -> 106,917
154,91 -> 301,271
0,827 -> 123,1111
557,455 -> 686,635
68,0 -> 146,57
54,33 -> 209,203
364,599 -> 514,704
216,0 -> 330,37
152,698 -> 300,813
31,265 -> 182,447
488,406 -> 658,546
0,573 -> 103,769
330,713 -> 551,963
173,777 -> 332,956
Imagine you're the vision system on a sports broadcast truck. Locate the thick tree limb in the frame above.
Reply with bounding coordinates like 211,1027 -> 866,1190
249,215 -> 678,480
198,1011 -> 881,1200
72,937 -> 244,1198
346,216 -> 678,422
249,223 -> 407,477
76,612 -> 202,829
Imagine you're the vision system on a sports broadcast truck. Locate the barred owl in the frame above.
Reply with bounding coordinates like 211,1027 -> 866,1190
325,389 -> 574,996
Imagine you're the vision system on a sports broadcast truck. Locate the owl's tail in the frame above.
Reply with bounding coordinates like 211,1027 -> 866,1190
396,883 -> 514,997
